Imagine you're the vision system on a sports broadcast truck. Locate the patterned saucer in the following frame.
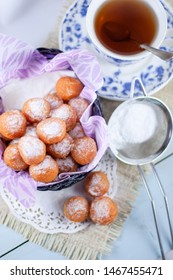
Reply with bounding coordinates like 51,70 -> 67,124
59,0 -> 173,100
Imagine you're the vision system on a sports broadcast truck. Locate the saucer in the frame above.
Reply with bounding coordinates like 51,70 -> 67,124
59,0 -> 173,100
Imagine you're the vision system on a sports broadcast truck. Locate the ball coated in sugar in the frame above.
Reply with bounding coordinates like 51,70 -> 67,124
47,133 -> 73,159
44,93 -> 63,110
90,196 -> 118,225
18,135 -> 46,165
22,98 -> 50,123
64,196 -> 89,222
56,76 -> 84,101
3,143 -> 28,171
50,104 -> 77,131
56,156 -> 78,173
68,97 -> 89,120
36,117 -> 66,144
71,136 -> 97,165
29,155 -> 59,183
0,110 -> 27,140
85,171 -> 110,197
69,122 -> 85,139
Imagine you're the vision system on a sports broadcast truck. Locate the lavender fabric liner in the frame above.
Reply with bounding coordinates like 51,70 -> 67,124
0,33 -> 108,207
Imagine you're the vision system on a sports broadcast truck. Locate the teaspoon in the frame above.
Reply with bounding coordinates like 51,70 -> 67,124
103,21 -> 173,61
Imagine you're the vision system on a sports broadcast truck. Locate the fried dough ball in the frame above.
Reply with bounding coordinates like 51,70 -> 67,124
68,97 -> 89,120
50,104 -> 77,131
3,144 -> 28,171
24,125 -> 37,138
56,156 -> 78,173
18,135 -> 46,165
90,196 -> 118,225
0,110 -> 27,140
0,132 -> 12,141
56,76 -> 84,101
71,136 -> 97,165
22,98 -> 50,123
69,122 -> 85,139
36,117 -> 66,144
84,171 -> 110,197
44,93 -> 63,110
29,155 -> 59,183
47,133 -> 73,159
64,196 -> 89,222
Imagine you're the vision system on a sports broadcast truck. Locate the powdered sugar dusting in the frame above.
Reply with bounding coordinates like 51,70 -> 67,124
87,173 -> 103,196
6,111 -> 25,133
24,99 -> 50,120
48,134 -> 73,157
51,104 -> 73,120
56,156 -> 78,173
66,199 -> 87,217
44,93 -> 63,110
31,155 -> 57,175
69,122 -> 85,139
39,120 -> 63,139
25,126 -> 37,137
19,136 -> 45,159
74,137 -> 96,154
69,97 -> 89,120
92,199 -> 110,220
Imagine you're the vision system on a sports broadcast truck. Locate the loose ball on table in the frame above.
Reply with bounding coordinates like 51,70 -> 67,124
29,155 -> 59,183
90,196 -> 118,225
3,143 -> 28,171
0,110 -> 27,140
22,98 -> 50,123
71,136 -> 97,165
64,196 -> 89,222
56,76 -> 84,101
84,171 -> 110,197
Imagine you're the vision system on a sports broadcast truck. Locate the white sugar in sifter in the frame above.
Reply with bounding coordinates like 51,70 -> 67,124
108,77 -> 173,260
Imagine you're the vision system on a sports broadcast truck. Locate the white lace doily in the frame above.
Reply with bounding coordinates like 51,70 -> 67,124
0,149 -> 117,234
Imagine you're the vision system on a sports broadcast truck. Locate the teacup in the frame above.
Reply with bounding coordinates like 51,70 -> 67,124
86,0 -> 167,65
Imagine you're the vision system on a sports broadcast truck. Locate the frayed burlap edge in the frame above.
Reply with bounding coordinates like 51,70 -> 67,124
0,161 -> 142,260
0,0 -> 173,260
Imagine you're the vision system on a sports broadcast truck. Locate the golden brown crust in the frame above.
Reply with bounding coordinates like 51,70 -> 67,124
22,98 -> 50,123
18,135 -> 46,165
50,104 -> 77,132
64,196 -> 89,222
68,97 -> 89,120
0,110 -> 27,140
44,93 -> 63,110
3,143 -> 28,171
90,196 -> 118,225
56,76 -> 84,101
85,171 -> 110,197
29,155 -> 59,183
36,117 -> 66,144
71,136 -> 97,165
47,133 -> 73,159
56,156 -> 78,173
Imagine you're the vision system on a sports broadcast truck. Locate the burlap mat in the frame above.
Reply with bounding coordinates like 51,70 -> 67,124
0,0 -> 173,260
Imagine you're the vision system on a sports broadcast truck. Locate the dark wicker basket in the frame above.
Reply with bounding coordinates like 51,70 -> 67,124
36,48 -> 104,191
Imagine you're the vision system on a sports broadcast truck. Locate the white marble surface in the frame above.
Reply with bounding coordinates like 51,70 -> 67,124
0,0 -> 173,260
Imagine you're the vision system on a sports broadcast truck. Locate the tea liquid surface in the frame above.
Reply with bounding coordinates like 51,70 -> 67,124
94,0 -> 158,55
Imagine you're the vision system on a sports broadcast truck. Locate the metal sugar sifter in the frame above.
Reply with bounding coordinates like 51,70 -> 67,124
108,77 -> 173,260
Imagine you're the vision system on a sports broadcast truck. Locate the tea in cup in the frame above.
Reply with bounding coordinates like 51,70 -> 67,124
86,0 -> 167,64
